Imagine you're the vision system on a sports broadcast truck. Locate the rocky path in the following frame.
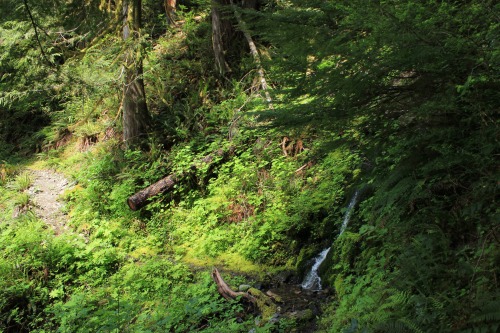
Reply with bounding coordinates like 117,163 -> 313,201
27,169 -> 73,235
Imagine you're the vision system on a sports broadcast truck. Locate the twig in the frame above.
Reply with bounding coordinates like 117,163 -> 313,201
294,161 -> 313,174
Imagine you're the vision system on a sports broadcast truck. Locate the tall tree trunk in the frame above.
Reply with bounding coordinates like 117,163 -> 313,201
164,0 -> 177,25
122,0 -> 150,148
211,0 -> 231,76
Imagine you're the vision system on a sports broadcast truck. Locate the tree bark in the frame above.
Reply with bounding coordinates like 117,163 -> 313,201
164,0 -> 177,25
127,174 -> 177,211
211,0 -> 231,76
122,0 -> 150,148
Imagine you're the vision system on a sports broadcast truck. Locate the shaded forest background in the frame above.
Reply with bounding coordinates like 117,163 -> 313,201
0,0 -> 498,332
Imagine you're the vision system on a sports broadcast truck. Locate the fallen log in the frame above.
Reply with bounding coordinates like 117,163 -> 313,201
127,174 -> 177,211
127,147 -> 235,211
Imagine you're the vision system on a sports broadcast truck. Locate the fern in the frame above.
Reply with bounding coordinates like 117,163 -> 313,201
460,298 -> 500,333
7,172 -> 32,192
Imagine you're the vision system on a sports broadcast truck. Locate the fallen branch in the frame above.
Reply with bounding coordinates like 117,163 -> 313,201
294,161 -> 314,174
211,268 -> 256,302
211,268 -> 278,321
127,174 -> 177,211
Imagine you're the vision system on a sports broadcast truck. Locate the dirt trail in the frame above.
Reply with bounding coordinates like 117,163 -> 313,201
27,169 -> 73,234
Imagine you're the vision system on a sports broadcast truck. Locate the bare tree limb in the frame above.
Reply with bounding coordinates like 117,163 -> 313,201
229,0 -> 273,109
211,268 -> 256,302
211,268 -> 278,321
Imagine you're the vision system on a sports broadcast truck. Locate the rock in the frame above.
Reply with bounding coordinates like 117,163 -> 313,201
239,284 -> 252,292
247,287 -> 278,322
287,309 -> 314,322
265,290 -> 283,303
268,313 -> 281,324
275,269 -> 297,284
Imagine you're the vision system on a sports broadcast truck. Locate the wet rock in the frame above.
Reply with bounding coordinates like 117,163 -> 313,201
275,269 -> 297,284
268,313 -> 281,324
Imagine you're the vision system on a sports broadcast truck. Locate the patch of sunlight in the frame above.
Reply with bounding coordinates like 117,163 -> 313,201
180,246 -> 265,277
129,246 -> 159,260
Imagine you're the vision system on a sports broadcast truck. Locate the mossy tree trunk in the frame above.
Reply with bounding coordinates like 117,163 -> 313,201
122,0 -> 150,148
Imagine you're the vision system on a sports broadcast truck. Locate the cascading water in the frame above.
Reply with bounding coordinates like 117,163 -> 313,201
300,248 -> 330,290
339,190 -> 359,235
301,190 -> 360,290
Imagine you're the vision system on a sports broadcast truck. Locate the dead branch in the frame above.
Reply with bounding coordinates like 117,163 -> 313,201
211,268 -> 278,321
294,161 -> 314,174
229,0 -> 273,109
22,0 -> 55,67
211,268 -> 256,302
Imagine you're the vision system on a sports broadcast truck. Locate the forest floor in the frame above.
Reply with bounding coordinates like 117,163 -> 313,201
27,168 -> 73,235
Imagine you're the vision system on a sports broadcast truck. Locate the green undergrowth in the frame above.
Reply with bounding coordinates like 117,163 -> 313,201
1,127 -> 345,331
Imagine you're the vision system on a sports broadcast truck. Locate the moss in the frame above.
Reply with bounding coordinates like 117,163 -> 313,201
334,275 -> 344,296
181,248 -> 267,276
288,309 -> 314,322
247,287 -> 278,322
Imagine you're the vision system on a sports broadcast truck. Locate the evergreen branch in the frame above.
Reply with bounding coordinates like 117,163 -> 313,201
22,0 -> 55,67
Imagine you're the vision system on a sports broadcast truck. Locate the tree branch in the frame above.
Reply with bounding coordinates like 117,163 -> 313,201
229,0 -> 273,109
22,0 -> 55,67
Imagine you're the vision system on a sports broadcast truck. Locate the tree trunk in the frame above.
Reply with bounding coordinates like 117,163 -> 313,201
122,0 -> 150,148
211,0 -> 231,76
164,0 -> 177,25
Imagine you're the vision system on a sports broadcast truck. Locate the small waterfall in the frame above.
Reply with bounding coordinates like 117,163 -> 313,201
339,190 -> 359,235
301,247 -> 331,290
301,190 -> 360,290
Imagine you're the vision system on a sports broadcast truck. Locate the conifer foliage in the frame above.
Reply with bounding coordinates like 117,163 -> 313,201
254,0 -> 499,331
